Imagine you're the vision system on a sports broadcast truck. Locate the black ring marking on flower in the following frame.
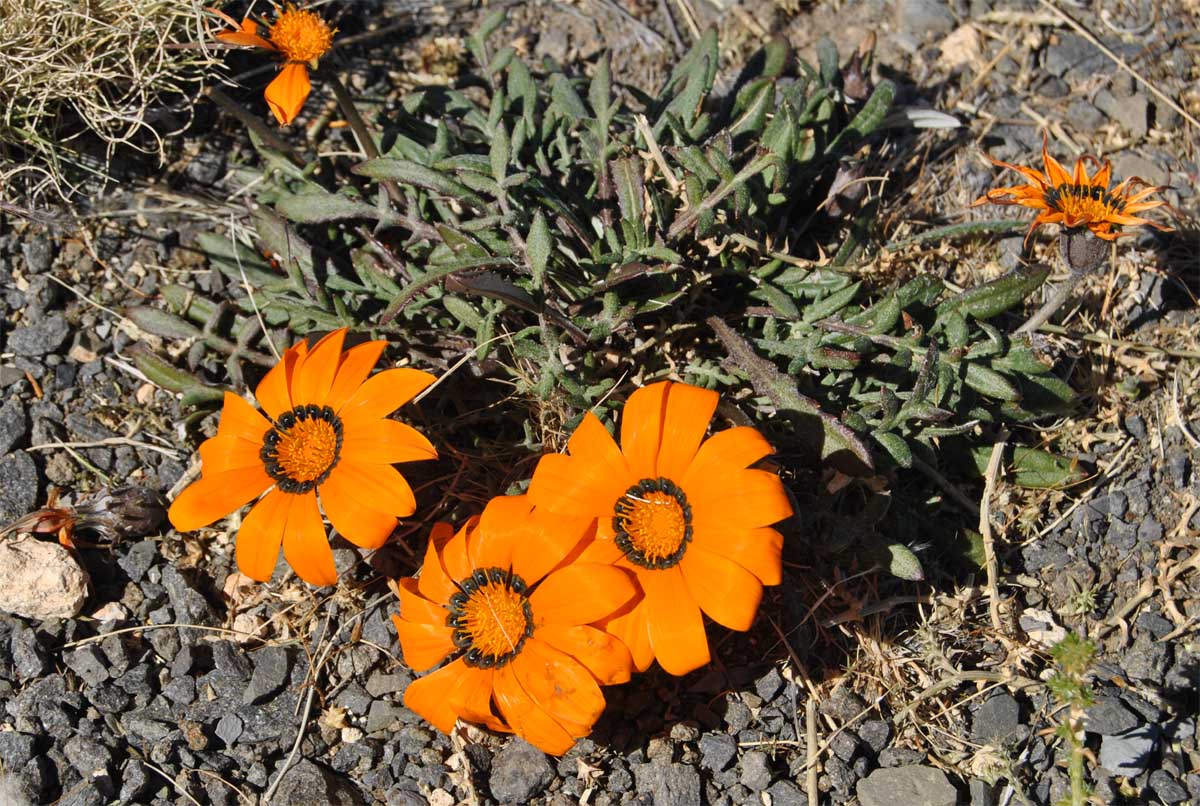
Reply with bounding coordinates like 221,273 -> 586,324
444,566 -> 534,669
259,404 -> 343,494
612,476 -> 694,570
1043,182 -> 1127,215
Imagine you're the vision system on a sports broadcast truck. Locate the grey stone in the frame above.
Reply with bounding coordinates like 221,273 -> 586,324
21,236 -> 54,274
820,688 -> 866,722
1150,769 -> 1188,803
0,731 -> 37,766
754,667 -> 785,702
0,399 -> 27,454
11,625 -> 47,680
1124,633 -> 1171,684
489,740 -> 554,803
1085,697 -> 1139,735
215,713 -> 243,746
971,693 -> 1022,744
1166,450 -> 1191,489
766,780 -> 805,806
825,754 -> 857,792
724,698 -> 752,732
634,761 -> 701,806
699,732 -> 737,772
334,683 -> 372,716
118,759 -> 152,802
57,781 -> 109,806
365,670 -> 410,697
8,315 -> 70,356
1089,492 -> 1127,518
161,677 -> 195,706
162,566 -> 214,626
270,759 -> 365,805
1065,100 -> 1105,131
1042,33 -> 1108,79
1136,612 -> 1174,639
1107,519 -> 1137,550
243,645 -> 291,705
1096,90 -> 1150,137
1138,520 -> 1164,544
859,720 -> 891,755
65,646 -> 109,687
878,747 -> 925,767
857,766 -> 958,806
64,734 -> 114,775
0,451 -> 38,522
970,778 -> 996,806
1099,724 -> 1159,776
1124,415 -> 1148,440
895,0 -> 956,37
739,750 -> 772,791
1114,153 -> 1169,189
365,700 -> 404,735
830,730 -> 859,762
117,540 -> 158,582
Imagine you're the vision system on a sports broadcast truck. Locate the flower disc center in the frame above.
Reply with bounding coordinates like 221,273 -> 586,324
261,404 -> 343,494
613,478 -> 692,569
447,568 -> 533,668
1044,182 -> 1124,227
270,5 -> 334,63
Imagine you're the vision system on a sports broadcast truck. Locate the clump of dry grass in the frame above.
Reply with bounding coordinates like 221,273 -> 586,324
0,0 -> 219,201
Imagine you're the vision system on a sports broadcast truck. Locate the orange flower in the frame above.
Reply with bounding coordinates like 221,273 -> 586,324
526,381 -> 793,676
168,329 -> 436,586
393,496 -> 637,755
211,4 -> 335,125
973,137 -> 1172,244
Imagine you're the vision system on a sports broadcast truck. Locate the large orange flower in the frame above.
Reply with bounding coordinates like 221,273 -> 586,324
973,137 -> 1172,244
393,496 -> 637,755
212,4 -> 335,125
169,329 -> 436,586
526,381 -> 793,676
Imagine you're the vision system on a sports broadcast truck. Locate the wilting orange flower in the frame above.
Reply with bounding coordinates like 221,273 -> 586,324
212,4 -> 335,125
526,381 -> 793,676
393,496 -> 637,755
169,329 -> 436,586
973,138 -> 1172,244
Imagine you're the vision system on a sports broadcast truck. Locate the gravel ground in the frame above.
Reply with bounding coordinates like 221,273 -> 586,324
1,0 -> 1198,804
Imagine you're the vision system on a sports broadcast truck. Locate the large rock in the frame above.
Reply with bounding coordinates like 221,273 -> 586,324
0,538 -> 89,619
271,759 -> 365,806
857,765 -> 958,806
489,740 -> 554,803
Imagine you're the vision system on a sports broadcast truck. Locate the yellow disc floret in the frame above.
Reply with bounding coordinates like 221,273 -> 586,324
613,478 -> 693,569
269,4 -> 334,64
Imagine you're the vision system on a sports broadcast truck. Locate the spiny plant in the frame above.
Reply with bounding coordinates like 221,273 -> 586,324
1046,633 -> 1099,806
134,12 -> 1083,579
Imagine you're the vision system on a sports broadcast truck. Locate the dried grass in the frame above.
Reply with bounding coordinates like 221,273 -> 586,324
0,0 -> 219,201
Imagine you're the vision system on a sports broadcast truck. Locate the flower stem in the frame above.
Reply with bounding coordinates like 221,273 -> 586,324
1016,268 -> 1085,335
321,70 -> 403,205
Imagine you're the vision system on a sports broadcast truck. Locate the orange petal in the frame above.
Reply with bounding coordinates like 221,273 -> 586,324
478,497 -> 592,586
168,466 -> 273,531
680,546 -> 763,631
656,382 -> 718,480
530,564 -> 637,627
290,329 -> 345,407
403,658 -> 472,734
1041,142 -> 1072,188
511,639 -> 606,730
264,62 -> 311,126
215,26 -> 276,50
339,368 -> 436,424
198,434 -> 264,475
321,460 -> 416,517
682,427 -> 777,490
642,566 -> 710,676
536,624 -> 633,686
341,418 -> 437,466
601,598 -> 653,672
577,531 -> 623,565
318,467 -> 397,549
492,667 -> 580,755
437,518 -> 477,587
693,525 -> 783,586
527,417 -> 631,517
215,391 -> 272,442
688,468 -> 793,534
281,492 -> 336,586
618,381 -> 669,478
235,488 -> 289,581
255,344 -> 302,419
392,612 -> 455,673
416,522 -> 460,603
326,340 -> 387,412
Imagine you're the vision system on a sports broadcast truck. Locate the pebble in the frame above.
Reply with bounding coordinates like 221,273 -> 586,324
856,766 -> 958,806
699,733 -> 737,772
971,693 -> 1022,744
894,0 -> 956,38
739,750 -> 772,791
0,538 -> 89,619
489,740 -> 554,802
1095,90 -> 1149,137
634,760 -> 701,806
1099,724 -> 1159,776
1150,769 -> 1189,803
0,731 -> 37,766
1085,697 -> 1139,735
0,451 -> 38,523
270,758 -> 366,805
65,645 -> 109,687
11,625 -> 48,680
216,713 -> 244,746
162,566 -> 215,627
63,734 -> 115,776
7,315 -> 70,356
766,780 -> 806,806
243,645 -> 292,705
0,398 -> 28,454
117,540 -> 159,582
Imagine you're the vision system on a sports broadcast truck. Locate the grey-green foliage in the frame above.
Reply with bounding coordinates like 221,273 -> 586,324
194,21 -> 901,398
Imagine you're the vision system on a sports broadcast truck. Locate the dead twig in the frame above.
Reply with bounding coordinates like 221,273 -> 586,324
980,431 -> 1008,633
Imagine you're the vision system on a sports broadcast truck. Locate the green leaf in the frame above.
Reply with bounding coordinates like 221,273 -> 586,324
354,158 -> 485,208
549,74 -> 589,121
964,362 -> 1020,401
527,211 -> 552,288
276,191 -> 395,224
935,264 -> 1050,324
825,79 -> 896,155
874,431 -> 913,468
489,122 -> 510,183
